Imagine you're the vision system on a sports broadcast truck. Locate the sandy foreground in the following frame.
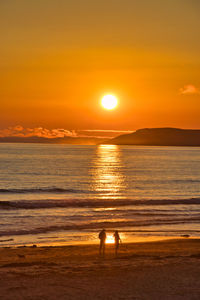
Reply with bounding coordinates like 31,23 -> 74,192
0,239 -> 200,300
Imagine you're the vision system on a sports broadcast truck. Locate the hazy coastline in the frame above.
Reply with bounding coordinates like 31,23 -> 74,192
2,128 -> 200,146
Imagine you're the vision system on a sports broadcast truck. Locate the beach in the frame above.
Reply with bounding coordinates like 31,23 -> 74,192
1,239 -> 200,299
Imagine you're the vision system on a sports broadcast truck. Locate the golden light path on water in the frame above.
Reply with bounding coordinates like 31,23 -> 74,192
90,144 -> 126,244
91,144 -> 125,200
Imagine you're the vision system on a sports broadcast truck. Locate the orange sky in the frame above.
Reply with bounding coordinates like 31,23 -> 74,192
0,0 -> 200,137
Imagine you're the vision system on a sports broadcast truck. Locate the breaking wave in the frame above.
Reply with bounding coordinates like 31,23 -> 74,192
1,217 -> 200,237
0,188 -> 84,194
1,198 -> 200,210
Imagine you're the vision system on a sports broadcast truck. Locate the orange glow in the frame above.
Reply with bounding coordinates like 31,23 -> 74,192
1,1 -> 200,130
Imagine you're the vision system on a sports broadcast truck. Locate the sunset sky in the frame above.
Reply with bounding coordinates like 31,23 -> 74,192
0,0 -> 200,138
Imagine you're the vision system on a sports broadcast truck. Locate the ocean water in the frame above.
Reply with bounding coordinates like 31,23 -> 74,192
1,143 -> 200,247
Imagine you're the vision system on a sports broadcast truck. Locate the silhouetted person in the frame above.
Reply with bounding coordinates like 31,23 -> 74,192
99,229 -> 106,256
114,230 -> 121,256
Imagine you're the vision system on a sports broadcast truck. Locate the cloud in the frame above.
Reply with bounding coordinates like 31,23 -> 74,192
13,125 -> 24,131
0,126 -> 133,139
0,126 -> 77,138
179,84 -> 200,95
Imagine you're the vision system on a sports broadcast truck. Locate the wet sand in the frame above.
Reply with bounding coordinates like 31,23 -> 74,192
0,239 -> 200,300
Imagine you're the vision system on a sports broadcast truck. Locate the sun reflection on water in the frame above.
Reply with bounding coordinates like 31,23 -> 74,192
90,145 -> 125,200
106,232 -> 126,244
106,233 -> 115,244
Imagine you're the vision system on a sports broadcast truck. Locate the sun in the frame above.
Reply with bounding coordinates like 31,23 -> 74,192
101,95 -> 118,110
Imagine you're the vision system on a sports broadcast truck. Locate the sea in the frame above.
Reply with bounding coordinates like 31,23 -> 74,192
1,143 -> 200,247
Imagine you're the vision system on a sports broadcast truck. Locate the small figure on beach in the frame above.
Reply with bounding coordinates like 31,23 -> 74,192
113,230 -> 121,256
99,229 -> 106,256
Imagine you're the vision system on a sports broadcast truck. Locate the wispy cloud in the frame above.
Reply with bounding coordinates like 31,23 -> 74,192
0,126 -> 132,139
76,129 -> 133,139
179,84 -> 200,95
81,129 -> 133,133
0,126 -> 77,138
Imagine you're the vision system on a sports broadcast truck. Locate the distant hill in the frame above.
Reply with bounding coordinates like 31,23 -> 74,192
0,136 -> 106,145
104,128 -> 200,146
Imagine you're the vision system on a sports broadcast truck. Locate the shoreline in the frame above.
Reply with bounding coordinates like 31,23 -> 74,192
0,236 -> 198,253
0,234 -> 194,248
1,239 -> 200,299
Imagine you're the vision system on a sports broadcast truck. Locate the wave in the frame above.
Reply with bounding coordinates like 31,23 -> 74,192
0,187 -> 83,194
1,198 -> 200,210
1,217 -> 200,237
